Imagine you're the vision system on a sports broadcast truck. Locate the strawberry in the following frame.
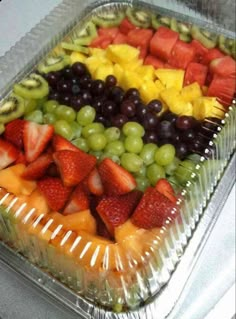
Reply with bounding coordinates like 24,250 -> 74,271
15,151 -> 27,165
98,158 -> 137,195
0,138 -> 20,170
37,177 -> 72,211
155,178 -> 177,203
131,187 -> 178,229
96,190 -> 142,236
4,119 -> 25,149
52,134 -> 81,152
86,168 -> 104,196
63,183 -> 89,215
23,121 -> 54,162
22,153 -> 53,180
53,150 -> 96,187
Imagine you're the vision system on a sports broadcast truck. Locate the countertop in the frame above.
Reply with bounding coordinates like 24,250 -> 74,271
0,1 -> 235,318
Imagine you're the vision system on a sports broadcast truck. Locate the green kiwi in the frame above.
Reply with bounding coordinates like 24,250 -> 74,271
0,122 -> 5,134
13,74 -> 49,100
38,55 -> 71,74
0,93 -> 25,124
179,33 -> 192,43
151,14 -> 171,29
159,16 -> 171,27
178,22 -> 191,35
218,35 -> 232,55
170,18 -> 179,32
92,11 -> 125,27
191,25 -> 217,49
231,40 -> 236,59
74,21 -> 97,46
126,7 -> 151,28
61,42 -> 89,54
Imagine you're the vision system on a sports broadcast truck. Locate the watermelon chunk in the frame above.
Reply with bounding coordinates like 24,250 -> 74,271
168,40 -> 196,69
191,39 -> 209,63
184,62 -> 208,86
144,55 -> 165,69
210,56 -> 236,78
207,75 -> 236,106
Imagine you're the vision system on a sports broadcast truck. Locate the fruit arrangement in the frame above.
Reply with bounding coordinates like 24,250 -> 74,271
0,4 -> 235,313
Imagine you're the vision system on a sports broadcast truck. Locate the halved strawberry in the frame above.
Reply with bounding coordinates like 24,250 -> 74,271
22,153 -> 53,180
98,158 -> 137,195
131,187 -> 178,229
52,134 -> 80,152
15,152 -> 27,165
63,183 -> 89,215
86,168 -> 104,196
53,150 -> 96,187
4,119 -> 25,149
0,138 -> 20,170
37,177 -> 72,211
23,121 -> 54,162
155,178 -> 177,203
96,190 -> 142,236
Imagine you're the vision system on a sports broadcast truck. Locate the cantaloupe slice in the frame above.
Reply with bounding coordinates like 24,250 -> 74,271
27,188 -> 50,214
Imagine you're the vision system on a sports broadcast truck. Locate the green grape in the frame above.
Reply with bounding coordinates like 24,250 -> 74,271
54,120 -> 74,141
121,153 -> 143,173
71,121 -> 82,139
104,127 -> 121,142
36,97 -> 47,109
124,136 -> 143,154
174,160 -> 196,185
0,123 -> 5,134
105,140 -> 125,156
122,122 -> 145,137
55,105 -> 76,122
140,143 -> 158,165
43,100 -> 59,114
82,122 -> 104,138
87,133 -> 107,151
77,105 -> 96,126
43,113 -> 57,124
72,137 -> 89,152
24,110 -> 44,124
165,157 -> 181,176
167,175 -> 180,191
100,152 -> 121,164
89,150 -> 103,160
154,144 -> 176,166
134,165 -> 147,177
136,177 -> 150,192
24,99 -> 37,114
146,163 -> 166,186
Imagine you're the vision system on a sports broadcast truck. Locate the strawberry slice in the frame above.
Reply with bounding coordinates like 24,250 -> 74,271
4,119 -> 25,149
15,151 -> 27,165
37,177 -> 72,211
53,150 -> 96,187
86,168 -> 104,196
131,187 -> 178,229
0,138 -> 20,170
22,153 -> 53,180
96,190 -> 142,236
52,134 -> 81,152
23,122 -> 54,162
155,178 -> 177,203
63,183 -> 89,215
98,158 -> 137,195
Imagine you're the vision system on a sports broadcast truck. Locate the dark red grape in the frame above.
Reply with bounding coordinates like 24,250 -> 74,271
158,120 -> 174,139
171,133 -> 181,144
95,114 -> 110,126
57,80 -> 72,93
71,84 -> 80,95
176,116 -> 195,130
79,74 -> 92,90
91,97 -> 105,113
59,94 -> 71,105
72,62 -> 87,77
91,80 -> 105,96
124,88 -> 140,100
111,114 -> 128,128
162,112 -> 178,125
71,77 -> 79,85
62,67 -> 74,79
81,90 -> 92,104
120,100 -> 136,117
147,99 -> 162,113
48,91 -> 60,101
108,86 -> 125,104
143,113 -> 159,130
70,95 -> 85,110
182,129 -> 196,142
136,104 -> 148,120
143,131 -> 158,144
102,100 -> 117,116
175,142 -> 188,159
105,75 -> 117,88
46,71 -> 61,88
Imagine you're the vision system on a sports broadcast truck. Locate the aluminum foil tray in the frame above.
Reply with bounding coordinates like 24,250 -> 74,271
0,0 -> 235,318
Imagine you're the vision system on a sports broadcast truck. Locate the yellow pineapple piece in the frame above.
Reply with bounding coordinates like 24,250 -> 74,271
84,56 -> 112,77
113,63 -> 124,84
106,44 -> 140,64
161,88 -> 193,116
193,97 -> 225,120
181,82 -> 202,102
136,65 -> 155,81
94,64 -> 114,81
119,59 -> 143,72
120,70 -> 142,91
70,51 -> 86,64
140,80 -> 160,103
89,47 -> 107,57
155,68 -> 185,91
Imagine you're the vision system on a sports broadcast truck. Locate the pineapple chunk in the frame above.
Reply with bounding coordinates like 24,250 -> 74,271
89,47 -> 107,57
193,97 -> 225,120
136,65 -> 155,81
84,56 -> 112,77
155,68 -> 185,91
70,51 -> 86,64
155,79 -> 165,93
106,44 -> 140,64
119,59 -> 142,72
161,88 -> 193,116
113,63 -> 124,84
94,64 -> 114,81
140,80 -> 160,103
120,70 -> 142,91
181,82 -> 202,102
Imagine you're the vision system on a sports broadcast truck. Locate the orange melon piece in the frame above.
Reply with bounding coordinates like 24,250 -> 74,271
0,164 -> 36,196
27,188 -> 50,214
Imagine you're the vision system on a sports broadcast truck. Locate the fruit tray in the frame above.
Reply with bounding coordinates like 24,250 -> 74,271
0,0 -> 235,318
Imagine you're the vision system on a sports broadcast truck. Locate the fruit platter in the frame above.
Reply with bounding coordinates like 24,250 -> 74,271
0,0 -> 235,317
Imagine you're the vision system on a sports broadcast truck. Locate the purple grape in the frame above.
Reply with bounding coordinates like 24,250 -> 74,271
59,94 -> 71,105
108,86 -> 125,104
91,79 -> 105,96
91,97 -> 105,113
105,75 -> 117,88
102,100 -> 117,116
136,104 -> 148,120
124,88 -> 140,100
143,113 -> 159,130
79,74 -> 92,90
46,71 -> 61,88
70,95 -> 85,110
147,99 -> 162,113
171,133 -> 181,144
158,120 -> 174,139
120,100 -> 136,118
182,129 -> 196,142
72,62 -> 87,77
57,80 -> 72,93
62,67 -> 74,79
95,114 -> 110,127
48,91 -> 60,101
143,131 -> 158,144
71,84 -> 80,95
81,90 -> 92,104
176,116 -> 195,130
162,112 -> 178,125
175,142 -> 188,159
111,114 -> 128,128
71,77 -> 80,85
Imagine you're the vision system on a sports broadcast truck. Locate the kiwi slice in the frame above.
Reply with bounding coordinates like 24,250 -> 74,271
0,93 -> 25,124
74,21 -> 97,46
126,7 -> 151,28
170,18 -> 179,32
0,122 -> 5,134
151,14 -> 171,29
159,16 -> 171,27
13,74 -> 49,100
231,40 -> 236,59
92,11 -> 125,27
218,35 -> 232,55
178,22 -> 191,35
191,25 -> 217,49
61,42 -> 89,54
38,55 -> 71,74
179,33 -> 192,43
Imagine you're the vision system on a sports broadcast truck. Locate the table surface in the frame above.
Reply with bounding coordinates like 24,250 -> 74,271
0,1 -> 235,319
